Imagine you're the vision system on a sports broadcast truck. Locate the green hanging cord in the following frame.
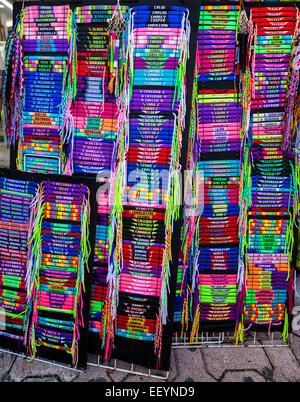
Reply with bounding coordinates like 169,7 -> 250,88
235,8 -> 241,43
71,12 -> 78,100
247,159 -> 252,207
7,310 -> 26,320
29,203 -> 44,263
101,310 -> 107,349
177,59 -> 183,104
129,62 -> 133,102
284,213 -> 292,260
289,161 -> 299,225
108,218 -> 114,255
70,336 -> 77,368
74,278 -> 80,322
79,199 -> 90,295
115,167 -> 124,215
188,288 -> 194,322
66,7 -> 72,43
246,218 -> 251,250
281,309 -> 289,343
30,323 -> 37,360
173,170 -> 181,221
19,8 -> 25,39
289,218 -> 294,262
174,53 -> 181,106
235,314 -> 244,345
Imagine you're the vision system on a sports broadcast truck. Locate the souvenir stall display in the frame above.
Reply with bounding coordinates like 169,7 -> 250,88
1,0 -> 299,373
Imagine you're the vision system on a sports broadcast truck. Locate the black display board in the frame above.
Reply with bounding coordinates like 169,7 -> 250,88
8,0 -> 299,371
10,0 -> 199,371
0,168 -> 98,368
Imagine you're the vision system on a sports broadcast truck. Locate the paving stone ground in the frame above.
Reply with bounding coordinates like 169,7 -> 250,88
0,126 -> 300,382
0,335 -> 300,382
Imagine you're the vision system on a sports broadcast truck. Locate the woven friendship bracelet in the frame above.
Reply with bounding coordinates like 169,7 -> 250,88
235,6 -> 298,340
26,180 -> 90,367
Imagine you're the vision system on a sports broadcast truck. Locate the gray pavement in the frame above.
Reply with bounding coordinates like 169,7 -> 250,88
0,133 -> 300,382
0,333 -> 300,382
0,142 -> 9,168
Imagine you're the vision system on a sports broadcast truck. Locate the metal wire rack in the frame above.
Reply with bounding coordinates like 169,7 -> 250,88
171,331 -> 292,349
